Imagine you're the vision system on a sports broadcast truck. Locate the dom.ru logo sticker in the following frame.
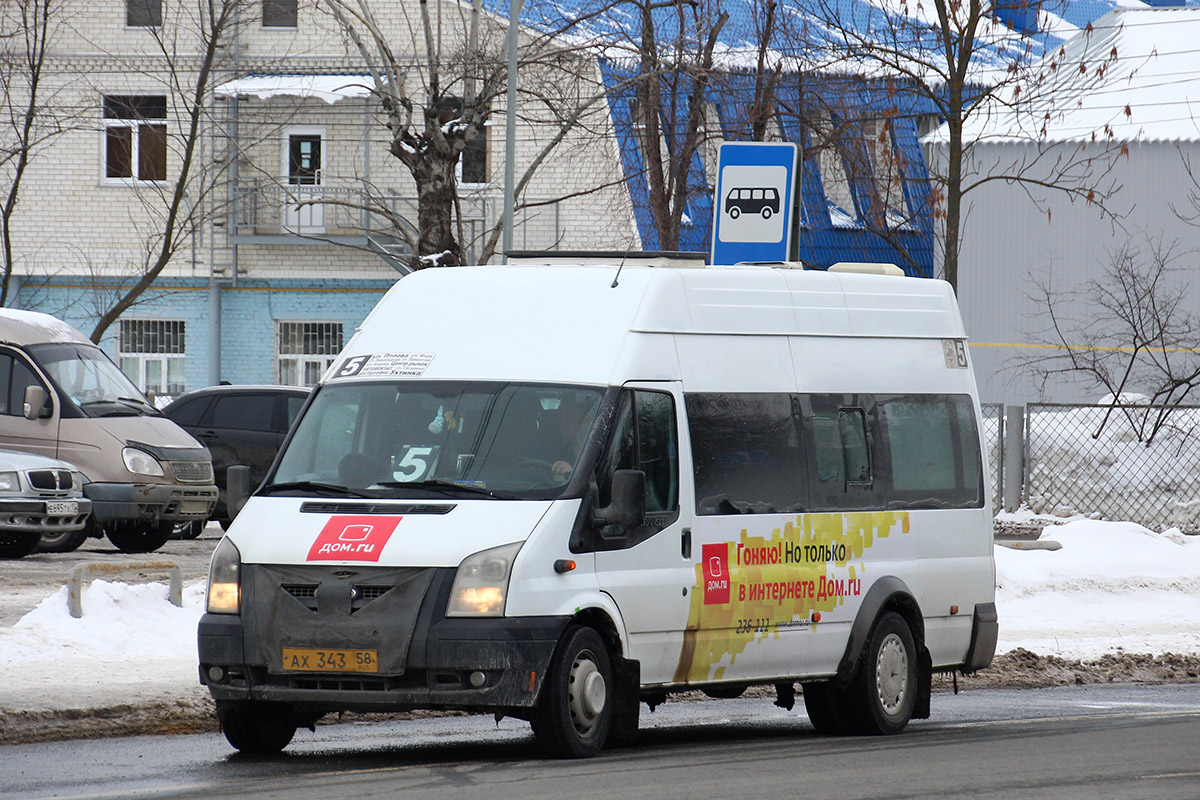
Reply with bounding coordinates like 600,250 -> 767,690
702,543 -> 730,605
307,515 -> 401,562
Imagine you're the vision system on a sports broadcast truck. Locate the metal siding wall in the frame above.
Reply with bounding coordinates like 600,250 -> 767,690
953,141 -> 1200,404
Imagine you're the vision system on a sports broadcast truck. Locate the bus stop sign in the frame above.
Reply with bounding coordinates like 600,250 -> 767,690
710,142 -> 799,265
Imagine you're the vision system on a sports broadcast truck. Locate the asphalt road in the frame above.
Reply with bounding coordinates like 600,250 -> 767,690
3,684 -> 1200,800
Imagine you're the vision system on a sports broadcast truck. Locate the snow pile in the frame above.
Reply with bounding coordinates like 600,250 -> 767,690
1,518 -> 1198,715
996,519 -> 1200,659
0,580 -> 208,713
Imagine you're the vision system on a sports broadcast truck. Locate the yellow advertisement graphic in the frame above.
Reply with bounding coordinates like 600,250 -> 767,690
673,511 -> 909,683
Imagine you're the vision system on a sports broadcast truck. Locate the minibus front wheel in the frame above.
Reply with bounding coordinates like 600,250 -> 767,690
531,625 -> 613,758
216,700 -> 298,754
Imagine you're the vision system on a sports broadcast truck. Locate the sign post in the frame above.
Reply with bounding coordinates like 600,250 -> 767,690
710,142 -> 799,265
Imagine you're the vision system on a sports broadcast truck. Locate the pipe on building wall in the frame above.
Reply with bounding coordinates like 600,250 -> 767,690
209,284 -> 221,384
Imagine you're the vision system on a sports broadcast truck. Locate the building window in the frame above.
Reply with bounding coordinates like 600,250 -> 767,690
277,321 -> 343,387
809,111 -> 856,222
701,102 -> 724,190
263,0 -> 298,28
103,95 -> 167,183
460,125 -> 489,185
127,0 -> 162,27
863,118 -> 908,227
118,319 -> 186,397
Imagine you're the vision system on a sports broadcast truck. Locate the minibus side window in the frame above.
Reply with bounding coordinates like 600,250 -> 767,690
687,392 -> 806,515
878,394 -> 983,509
803,395 -> 880,511
593,389 -> 679,542
635,391 -> 678,513
839,409 -> 872,483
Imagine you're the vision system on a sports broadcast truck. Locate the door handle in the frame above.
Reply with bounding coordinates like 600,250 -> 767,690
197,431 -> 217,439
681,527 -> 691,560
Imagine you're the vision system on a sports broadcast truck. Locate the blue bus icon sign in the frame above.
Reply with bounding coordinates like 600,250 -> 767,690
711,142 -> 798,264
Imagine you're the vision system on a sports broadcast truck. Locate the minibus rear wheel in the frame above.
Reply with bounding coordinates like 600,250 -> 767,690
801,682 -> 852,735
847,611 -> 917,735
531,625 -> 613,758
216,700 -> 297,753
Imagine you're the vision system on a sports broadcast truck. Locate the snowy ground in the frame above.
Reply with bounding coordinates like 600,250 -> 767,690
1,516 -> 1198,741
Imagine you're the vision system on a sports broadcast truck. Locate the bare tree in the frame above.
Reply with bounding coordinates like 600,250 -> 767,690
87,0 -> 245,343
800,0 -> 1125,290
1023,238 -> 1200,444
627,0 -> 727,250
321,0 -> 514,268
0,0 -> 76,305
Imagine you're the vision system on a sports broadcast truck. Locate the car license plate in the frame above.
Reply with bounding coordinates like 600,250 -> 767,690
179,500 -> 209,515
45,501 -> 78,516
281,647 -> 378,673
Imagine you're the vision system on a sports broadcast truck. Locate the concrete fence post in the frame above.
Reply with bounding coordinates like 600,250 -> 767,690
1004,405 -> 1025,512
67,561 -> 183,619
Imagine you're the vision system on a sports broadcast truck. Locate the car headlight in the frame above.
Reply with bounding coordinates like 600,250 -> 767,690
0,472 -> 20,492
446,541 -> 523,617
206,537 -> 241,614
122,447 -> 164,477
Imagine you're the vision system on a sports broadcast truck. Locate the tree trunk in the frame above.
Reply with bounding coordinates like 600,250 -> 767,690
412,156 -> 464,266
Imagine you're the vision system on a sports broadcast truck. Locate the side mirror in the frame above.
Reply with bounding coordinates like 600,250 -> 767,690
22,385 -> 48,420
226,465 -> 252,520
592,469 -> 646,532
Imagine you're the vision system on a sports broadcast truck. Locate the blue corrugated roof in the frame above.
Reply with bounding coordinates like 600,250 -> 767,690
488,0 -> 1179,268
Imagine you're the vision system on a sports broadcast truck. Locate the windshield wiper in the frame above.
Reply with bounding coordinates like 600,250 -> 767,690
374,479 -> 501,499
117,396 -> 159,413
259,481 -> 374,498
78,400 -> 139,417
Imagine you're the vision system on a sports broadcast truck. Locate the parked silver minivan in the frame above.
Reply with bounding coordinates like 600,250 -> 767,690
0,309 -> 217,552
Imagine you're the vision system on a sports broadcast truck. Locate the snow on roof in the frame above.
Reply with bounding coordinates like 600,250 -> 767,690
213,74 -> 374,105
0,308 -> 90,345
931,7 -> 1200,144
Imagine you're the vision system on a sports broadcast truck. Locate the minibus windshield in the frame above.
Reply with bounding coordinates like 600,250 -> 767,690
268,381 -> 604,500
29,343 -> 157,417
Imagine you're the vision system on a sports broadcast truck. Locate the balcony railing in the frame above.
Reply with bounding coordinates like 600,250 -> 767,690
227,180 -> 568,263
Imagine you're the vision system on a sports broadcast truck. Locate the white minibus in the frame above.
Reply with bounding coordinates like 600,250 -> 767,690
199,262 -> 997,756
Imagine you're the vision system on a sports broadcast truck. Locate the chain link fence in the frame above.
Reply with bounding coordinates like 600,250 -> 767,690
1023,403 -> 1200,532
980,403 -> 1004,514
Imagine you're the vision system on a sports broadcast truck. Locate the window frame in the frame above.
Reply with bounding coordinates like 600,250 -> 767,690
101,94 -> 168,186
125,0 -> 162,29
262,0 -> 299,29
117,318 -> 186,397
276,320 -> 344,388
458,120 -> 491,188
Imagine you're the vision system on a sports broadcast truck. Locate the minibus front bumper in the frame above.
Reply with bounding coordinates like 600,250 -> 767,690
197,566 -> 569,714
198,612 -> 568,713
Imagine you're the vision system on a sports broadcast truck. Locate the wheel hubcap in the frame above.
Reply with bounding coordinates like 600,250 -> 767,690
567,650 -> 606,735
875,633 -> 909,716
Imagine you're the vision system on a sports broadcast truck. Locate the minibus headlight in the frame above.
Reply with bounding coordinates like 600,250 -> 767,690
122,447 -> 164,477
206,537 -> 241,614
447,541 -> 523,617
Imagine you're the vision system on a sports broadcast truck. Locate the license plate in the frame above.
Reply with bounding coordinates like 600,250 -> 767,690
179,500 -> 210,515
45,501 -> 78,516
281,647 -> 379,673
